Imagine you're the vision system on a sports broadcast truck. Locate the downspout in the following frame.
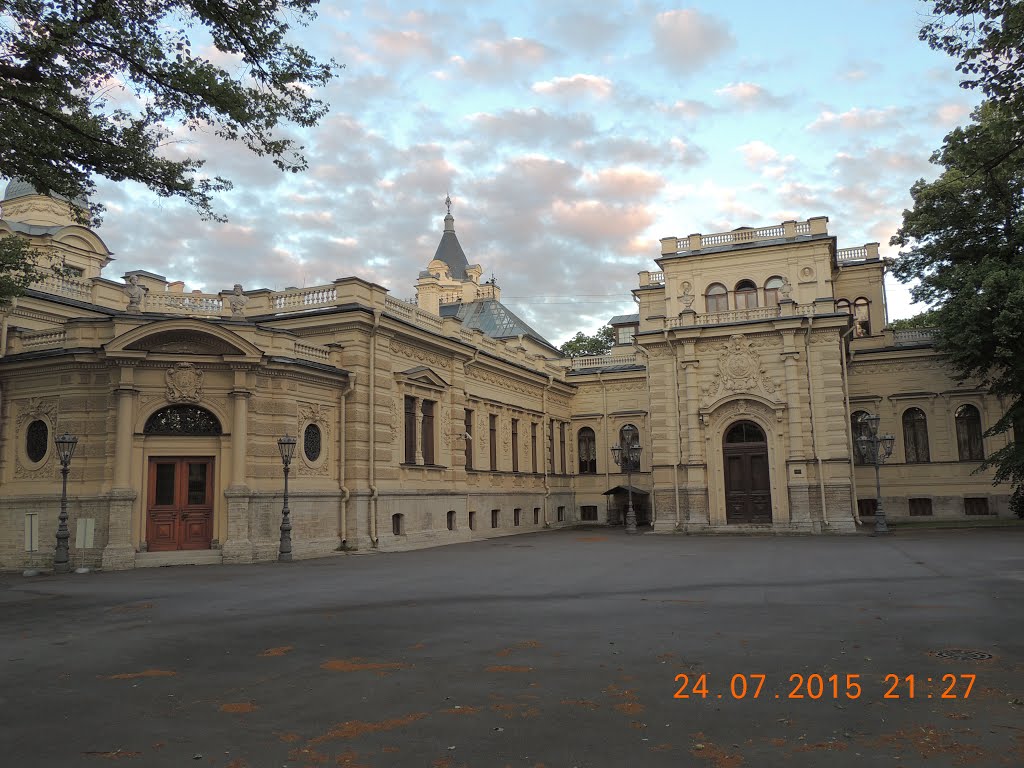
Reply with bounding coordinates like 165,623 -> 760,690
338,374 -> 355,547
804,316 -> 829,526
839,325 -> 861,526
369,310 -> 382,546
543,373 -> 554,525
600,370 -> 610,521
664,330 -> 682,529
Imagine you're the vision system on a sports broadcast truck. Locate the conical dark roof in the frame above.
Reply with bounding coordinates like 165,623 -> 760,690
432,211 -> 469,279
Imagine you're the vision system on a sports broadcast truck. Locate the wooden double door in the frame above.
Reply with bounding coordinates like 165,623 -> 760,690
723,421 -> 772,524
146,457 -> 214,551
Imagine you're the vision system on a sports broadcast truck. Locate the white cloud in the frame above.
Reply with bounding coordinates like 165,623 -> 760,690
532,74 -> 613,99
652,10 -> 734,73
715,82 -> 782,109
806,107 -> 904,132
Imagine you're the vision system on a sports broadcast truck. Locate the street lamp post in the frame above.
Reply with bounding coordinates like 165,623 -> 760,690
277,434 -> 298,562
53,432 -> 79,574
855,413 -> 895,535
611,425 -> 642,535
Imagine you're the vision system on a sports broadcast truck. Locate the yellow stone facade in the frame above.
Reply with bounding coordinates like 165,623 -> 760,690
0,190 -> 1013,570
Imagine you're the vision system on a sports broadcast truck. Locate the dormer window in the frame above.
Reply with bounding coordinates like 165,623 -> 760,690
735,280 -> 758,309
615,325 -> 635,345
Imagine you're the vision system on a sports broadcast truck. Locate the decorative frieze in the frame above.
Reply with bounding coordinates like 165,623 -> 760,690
700,334 -> 782,407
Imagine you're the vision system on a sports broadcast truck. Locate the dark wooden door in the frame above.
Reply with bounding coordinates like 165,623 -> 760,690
146,458 -> 214,551
723,422 -> 772,524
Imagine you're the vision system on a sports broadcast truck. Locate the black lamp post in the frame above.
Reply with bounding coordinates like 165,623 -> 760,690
855,413 -> 895,535
53,432 -> 78,574
277,434 -> 297,562
611,425 -> 642,535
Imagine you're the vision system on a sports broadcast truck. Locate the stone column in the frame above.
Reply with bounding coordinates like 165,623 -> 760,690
102,367 -> 138,570
222,383 -> 253,564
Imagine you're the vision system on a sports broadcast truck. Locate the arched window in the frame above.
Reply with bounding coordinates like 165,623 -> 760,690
705,283 -> 728,313
578,427 -> 597,474
850,410 -> 872,465
765,276 -> 785,307
618,424 -> 640,472
836,298 -> 851,315
735,279 -> 758,309
144,405 -> 222,435
955,405 -> 984,461
902,408 -> 930,463
853,297 -> 870,336
725,420 -> 766,443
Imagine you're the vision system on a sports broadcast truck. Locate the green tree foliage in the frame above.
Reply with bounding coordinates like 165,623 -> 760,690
887,309 -> 939,330
0,0 -> 338,300
559,326 -> 615,358
921,1 -> 1024,120
890,102 -> 1024,493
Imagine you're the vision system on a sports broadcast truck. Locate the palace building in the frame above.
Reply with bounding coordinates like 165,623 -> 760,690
0,182 -> 1013,570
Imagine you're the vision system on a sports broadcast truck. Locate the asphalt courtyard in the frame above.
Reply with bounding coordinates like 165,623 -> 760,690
3,528 -> 1024,768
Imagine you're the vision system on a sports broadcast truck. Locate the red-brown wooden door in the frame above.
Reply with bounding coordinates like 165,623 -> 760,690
146,458 -> 214,551
723,421 -> 772,524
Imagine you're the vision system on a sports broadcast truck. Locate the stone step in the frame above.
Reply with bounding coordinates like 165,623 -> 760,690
134,550 -> 223,568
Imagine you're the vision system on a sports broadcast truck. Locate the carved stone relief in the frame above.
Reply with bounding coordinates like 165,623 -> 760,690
440,407 -> 453,447
501,416 -> 511,456
700,334 -> 782,407
389,339 -> 451,370
165,363 -> 204,403
296,402 -> 331,477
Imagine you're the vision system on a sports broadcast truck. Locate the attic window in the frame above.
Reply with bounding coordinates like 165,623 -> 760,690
615,325 -> 635,345
63,265 -> 85,278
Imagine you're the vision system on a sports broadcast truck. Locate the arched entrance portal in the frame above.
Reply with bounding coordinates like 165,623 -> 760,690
723,420 -> 772,524
143,405 -> 221,551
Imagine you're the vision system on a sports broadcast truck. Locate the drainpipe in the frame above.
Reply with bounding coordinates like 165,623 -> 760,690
543,373 -> 554,526
338,374 -> 355,547
664,330 -> 682,529
369,310 -> 382,546
804,316 -> 829,526
599,370 -> 610,522
838,324 -> 861,526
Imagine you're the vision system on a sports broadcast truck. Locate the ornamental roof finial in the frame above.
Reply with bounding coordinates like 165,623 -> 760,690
445,193 -> 452,216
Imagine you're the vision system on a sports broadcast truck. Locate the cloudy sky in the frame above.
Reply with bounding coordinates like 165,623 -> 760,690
90,0 -> 978,346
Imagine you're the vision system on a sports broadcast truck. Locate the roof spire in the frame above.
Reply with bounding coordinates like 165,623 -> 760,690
443,193 -> 455,233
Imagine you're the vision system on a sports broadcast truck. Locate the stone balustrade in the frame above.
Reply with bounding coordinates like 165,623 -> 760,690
569,352 -> 638,370
893,328 -> 935,346
660,217 -> 828,256
836,243 -> 881,264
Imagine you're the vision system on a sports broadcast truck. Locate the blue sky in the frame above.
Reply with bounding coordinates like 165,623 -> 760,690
91,0 -> 979,345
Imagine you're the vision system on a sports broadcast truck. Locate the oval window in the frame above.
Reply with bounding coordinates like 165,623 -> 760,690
26,420 -> 49,463
304,423 -> 322,462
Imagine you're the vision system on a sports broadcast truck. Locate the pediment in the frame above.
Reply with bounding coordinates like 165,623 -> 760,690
396,366 -> 449,390
105,318 -> 264,359
125,330 -> 241,355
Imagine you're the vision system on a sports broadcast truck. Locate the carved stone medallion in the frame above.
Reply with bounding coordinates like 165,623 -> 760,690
700,334 -> 781,407
165,363 -> 204,403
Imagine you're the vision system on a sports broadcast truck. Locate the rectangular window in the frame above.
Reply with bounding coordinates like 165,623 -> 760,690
616,326 -> 634,345
489,414 -> 498,471
469,511 -> 476,530
514,508 -> 521,526
580,505 -> 598,521
559,422 -> 566,474
965,497 -> 991,516
909,498 -> 933,516
548,419 -> 555,473
531,423 -> 538,473
64,265 -> 85,277
491,509 -> 500,528
511,418 -> 519,473
464,408 -> 474,470
857,499 -> 878,517
75,518 -> 96,548
557,506 -> 565,522
533,508 -> 540,525
421,400 -> 435,465
404,396 -> 417,464
447,510 -> 456,530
